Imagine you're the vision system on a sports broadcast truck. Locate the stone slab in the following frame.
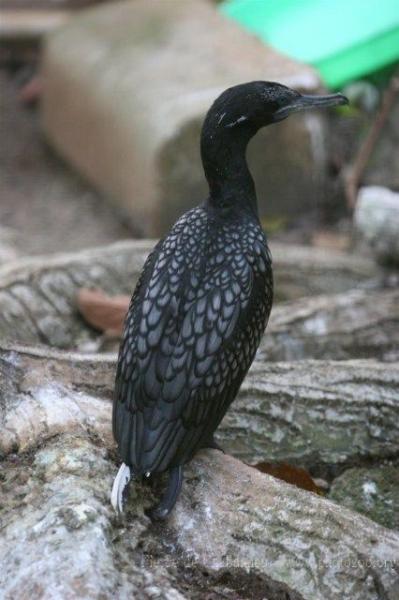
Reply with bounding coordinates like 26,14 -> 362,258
42,0 -> 326,235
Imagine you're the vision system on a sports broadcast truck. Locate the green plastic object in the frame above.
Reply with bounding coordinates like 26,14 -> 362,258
220,0 -> 399,89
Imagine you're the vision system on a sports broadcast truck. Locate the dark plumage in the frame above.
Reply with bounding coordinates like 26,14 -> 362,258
111,81 -> 348,518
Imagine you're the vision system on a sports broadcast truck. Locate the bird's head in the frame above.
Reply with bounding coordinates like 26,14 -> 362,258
207,81 -> 348,134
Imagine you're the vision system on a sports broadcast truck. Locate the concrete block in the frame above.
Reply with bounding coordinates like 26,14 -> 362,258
42,0 -> 326,235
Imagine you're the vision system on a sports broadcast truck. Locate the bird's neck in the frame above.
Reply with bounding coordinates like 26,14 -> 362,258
200,126 -> 258,215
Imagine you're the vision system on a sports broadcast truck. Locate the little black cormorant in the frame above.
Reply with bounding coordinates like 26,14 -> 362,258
111,81 -> 348,519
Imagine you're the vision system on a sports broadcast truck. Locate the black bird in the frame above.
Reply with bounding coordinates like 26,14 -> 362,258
111,81 -> 348,518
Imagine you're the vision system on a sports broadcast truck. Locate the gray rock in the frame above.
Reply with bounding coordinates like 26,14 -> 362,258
0,435 -> 179,600
172,452 -> 399,600
1,430 -> 399,600
42,0 -> 328,236
355,186 -> 399,266
329,465 -> 399,530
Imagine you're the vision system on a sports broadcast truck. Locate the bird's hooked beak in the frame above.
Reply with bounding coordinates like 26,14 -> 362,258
274,92 -> 348,121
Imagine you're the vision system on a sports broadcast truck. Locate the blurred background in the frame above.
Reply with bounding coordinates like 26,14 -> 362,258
0,0 -> 398,261
1,0 -> 399,554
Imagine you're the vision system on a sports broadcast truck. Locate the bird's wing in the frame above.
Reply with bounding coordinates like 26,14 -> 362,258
113,213 -> 272,474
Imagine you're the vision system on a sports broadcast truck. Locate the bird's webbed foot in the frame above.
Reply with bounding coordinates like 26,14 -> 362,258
147,465 -> 184,521
111,463 -> 132,514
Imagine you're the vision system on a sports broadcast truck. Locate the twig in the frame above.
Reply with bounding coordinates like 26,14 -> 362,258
345,70 -> 399,210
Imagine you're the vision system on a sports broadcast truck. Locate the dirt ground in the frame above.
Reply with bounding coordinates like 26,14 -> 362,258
0,67 -> 133,257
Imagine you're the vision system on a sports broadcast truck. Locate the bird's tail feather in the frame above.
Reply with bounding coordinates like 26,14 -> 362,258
111,463 -> 131,513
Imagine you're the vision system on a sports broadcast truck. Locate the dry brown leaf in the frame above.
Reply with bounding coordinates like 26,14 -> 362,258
76,288 -> 129,336
19,76 -> 42,105
251,461 -> 323,495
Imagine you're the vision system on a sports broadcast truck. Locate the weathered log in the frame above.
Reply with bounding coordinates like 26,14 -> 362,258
220,359 -> 399,476
270,242 -> 377,301
2,343 -> 398,477
0,343 -> 115,456
1,432 -> 399,600
2,344 -> 399,598
260,287 -> 399,362
0,240 -> 151,348
0,241 -> 386,359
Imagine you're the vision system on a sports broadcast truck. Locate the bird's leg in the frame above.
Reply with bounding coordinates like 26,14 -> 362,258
202,436 -> 225,453
147,465 -> 183,520
111,463 -> 132,514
